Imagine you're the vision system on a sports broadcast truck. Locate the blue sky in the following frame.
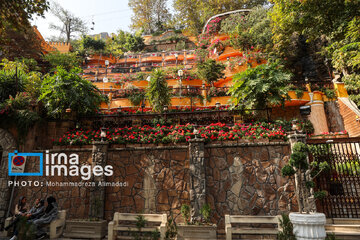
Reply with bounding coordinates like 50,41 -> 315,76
31,0 -> 133,40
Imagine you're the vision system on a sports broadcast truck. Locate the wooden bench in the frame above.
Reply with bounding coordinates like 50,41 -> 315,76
4,210 -> 66,239
225,215 -> 281,240
108,213 -> 167,240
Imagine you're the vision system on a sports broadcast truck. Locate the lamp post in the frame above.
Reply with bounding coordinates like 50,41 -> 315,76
215,102 -> 221,122
105,60 -> 109,79
100,127 -> 107,142
103,77 -> 108,95
141,103 -> 145,113
178,69 -> 183,98
175,53 -> 178,66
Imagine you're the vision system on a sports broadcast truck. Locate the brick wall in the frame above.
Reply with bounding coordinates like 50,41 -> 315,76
338,98 -> 360,137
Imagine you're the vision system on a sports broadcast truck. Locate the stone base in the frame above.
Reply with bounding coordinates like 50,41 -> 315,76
176,224 -> 217,240
289,212 -> 326,240
64,220 -> 107,240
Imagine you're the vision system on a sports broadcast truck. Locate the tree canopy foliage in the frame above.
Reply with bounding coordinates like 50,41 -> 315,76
129,0 -> 171,34
173,0 -> 268,34
229,62 -> 292,110
43,52 -> 81,71
146,69 -> 171,112
220,7 -> 272,51
0,0 -> 49,59
105,30 -> 145,57
39,67 -> 106,118
197,59 -> 225,86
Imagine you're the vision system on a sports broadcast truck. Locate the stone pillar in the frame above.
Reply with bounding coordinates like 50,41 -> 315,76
307,92 -> 329,135
288,134 -> 307,152
188,138 -> 206,222
89,141 -> 108,220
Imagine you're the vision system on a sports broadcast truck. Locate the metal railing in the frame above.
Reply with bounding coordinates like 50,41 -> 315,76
308,138 -> 360,218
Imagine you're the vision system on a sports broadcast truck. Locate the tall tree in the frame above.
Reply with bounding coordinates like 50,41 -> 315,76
129,0 -> 154,33
0,0 -> 49,59
173,0 -> 268,34
152,0 -> 172,32
49,2 -> 88,43
129,0 -> 171,34
270,0 -> 360,56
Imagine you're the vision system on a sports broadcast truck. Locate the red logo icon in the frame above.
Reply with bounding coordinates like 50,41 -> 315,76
13,156 -> 25,166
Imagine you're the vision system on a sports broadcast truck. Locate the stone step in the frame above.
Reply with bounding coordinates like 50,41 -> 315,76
326,224 -> 360,234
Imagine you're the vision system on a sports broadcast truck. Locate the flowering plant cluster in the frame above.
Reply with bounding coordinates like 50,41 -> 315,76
207,87 -> 230,97
208,39 -> 225,53
172,87 -> 202,98
206,17 -> 222,35
54,122 -> 287,146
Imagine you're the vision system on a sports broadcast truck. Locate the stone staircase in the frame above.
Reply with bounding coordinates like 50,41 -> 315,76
326,218 -> 360,240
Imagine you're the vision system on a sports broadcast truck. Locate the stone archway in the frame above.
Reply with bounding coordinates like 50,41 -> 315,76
0,129 -> 16,229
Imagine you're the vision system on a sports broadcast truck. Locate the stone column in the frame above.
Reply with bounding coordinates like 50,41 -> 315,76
89,141 -> 108,220
188,138 -> 206,222
307,92 -> 329,134
288,134 -> 306,152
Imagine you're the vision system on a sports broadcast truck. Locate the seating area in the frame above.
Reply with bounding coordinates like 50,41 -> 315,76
225,215 -> 281,240
3,210 -> 66,239
108,213 -> 167,240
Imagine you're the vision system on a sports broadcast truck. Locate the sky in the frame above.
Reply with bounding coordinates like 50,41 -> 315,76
31,0 -> 133,40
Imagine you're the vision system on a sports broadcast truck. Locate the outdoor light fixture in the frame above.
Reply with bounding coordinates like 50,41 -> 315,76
300,105 -> 311,116
141,103 -> 145,113
177,69 -> 184,77
105,60 -> 109,66
100,127 -> 107,142
215,102 -> 221,109
193,128 -> 199,139
117,106 -> 122,113
163,105 -> 168,112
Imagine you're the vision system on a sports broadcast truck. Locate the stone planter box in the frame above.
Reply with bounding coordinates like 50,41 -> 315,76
176,224 -> 217,240
64,220 -> 107,240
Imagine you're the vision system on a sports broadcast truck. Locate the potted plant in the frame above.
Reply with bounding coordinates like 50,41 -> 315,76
64,197 -> 107,239
281,141 -> 330,240
176,204 -> 217,240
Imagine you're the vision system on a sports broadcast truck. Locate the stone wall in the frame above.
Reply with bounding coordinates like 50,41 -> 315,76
105,146 -> 190,221
205,143 -> 296,229
7,141 -> 294,232
0,129 -> 16,228
11,150 -> 92,220
325,101 -> 345,133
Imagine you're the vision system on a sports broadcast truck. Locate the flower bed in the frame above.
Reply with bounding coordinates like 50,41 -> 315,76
54,122 -> 287,146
